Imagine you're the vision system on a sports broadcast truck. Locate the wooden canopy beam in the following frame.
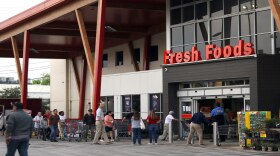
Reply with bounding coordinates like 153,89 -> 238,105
75,8 -> 95,118
11,36 -> 23,87
30,28 -> 130,38
71,58 -> 81,92
79,57 -> 87,119
268,0 -> 280,31
143,35 -> 151,70
128,41 -> 140,71
21,31 -> 30,108
93,0 -> 107,115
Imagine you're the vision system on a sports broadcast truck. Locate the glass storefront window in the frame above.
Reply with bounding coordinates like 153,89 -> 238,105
122,95 -> 140,117
184,24 -> 195,44
240,13 -> 254,36
257,34 -> 271,54
256,10 -> 271,34
196,2 -> 208,20
256,0 -> 269,8
183,5 -> 194,23
182,0 -> 193,4
196,21 -> 208,43
240,36 -> 255,45
224,38 -> 238,46
211,19 -> 223,40
170,0 -> 181,7
240,0 -> 255,11
228,80 -> 245,86
224,0 -> 238,14
171,8 -> 181,25
275,32 -> 280,55
224,16 -> 238,38
192,82 -> 208,88
197,42 -> 207,59
212,40 -> 223,48
172,46 -> 183,53
171,27 -> 183,46
184,44 -> 193,52
100,96 -> 114,113
149,94 -> 162,112
210,0 -> 223,17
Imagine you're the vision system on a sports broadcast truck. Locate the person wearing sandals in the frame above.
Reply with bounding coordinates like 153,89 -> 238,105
146,110 -> 160,145
131,111 -> 142,145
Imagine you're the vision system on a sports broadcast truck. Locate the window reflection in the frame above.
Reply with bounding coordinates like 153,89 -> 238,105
240,0 -> 256,11
257,10 -> 271,33
196,22 -> 208,42
257,34 -> 271,54
211,19 -> 223,40
210,0 -> 223,17
240,13 -> 254,36
224,0 -> 238,14
224,16 -> 238,38
183,5 -> 194,23
196,2 -> 207,20
184,24 -> 195,44
171,27 -> 183,46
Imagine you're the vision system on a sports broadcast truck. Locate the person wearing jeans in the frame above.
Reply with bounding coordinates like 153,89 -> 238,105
131,111 -> 141,145
146,110 -> 160,145
5,102 -> 33,156
49,109 -> 60,142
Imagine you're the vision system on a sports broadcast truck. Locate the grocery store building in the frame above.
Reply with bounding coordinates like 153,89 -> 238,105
0,0 -> 280,134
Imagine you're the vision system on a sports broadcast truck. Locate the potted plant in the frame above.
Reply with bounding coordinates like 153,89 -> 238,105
277,143 -> 280,153
261,142 -> 268,151
267,142 -> 274,152
242,127 -> 251,138
252,142 -> 261,151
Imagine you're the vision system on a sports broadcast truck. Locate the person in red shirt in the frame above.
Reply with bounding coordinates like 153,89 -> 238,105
146,110 -> 160,145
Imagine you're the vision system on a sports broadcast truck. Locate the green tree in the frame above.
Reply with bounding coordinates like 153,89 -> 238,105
0,87 -> 21,98
32,73 -> 50,85
41,73 -> 50,85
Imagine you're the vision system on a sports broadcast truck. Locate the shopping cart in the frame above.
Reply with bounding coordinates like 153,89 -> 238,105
114,120 -> 131,142
66,120 -> 84,142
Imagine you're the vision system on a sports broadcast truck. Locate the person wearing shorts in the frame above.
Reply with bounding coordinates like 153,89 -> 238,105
104,111 -> 114,142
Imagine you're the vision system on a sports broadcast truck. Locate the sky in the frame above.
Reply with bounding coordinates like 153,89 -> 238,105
0,0 -> 49,80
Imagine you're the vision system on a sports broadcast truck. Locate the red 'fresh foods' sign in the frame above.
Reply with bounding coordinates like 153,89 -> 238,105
164,40 -> 255,65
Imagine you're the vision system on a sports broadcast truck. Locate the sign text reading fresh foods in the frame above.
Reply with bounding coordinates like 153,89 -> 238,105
164,40 -> 255,64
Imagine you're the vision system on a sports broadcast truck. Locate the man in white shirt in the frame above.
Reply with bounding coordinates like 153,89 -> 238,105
33,112 -> 43,129
160,111 -> 180,141
93,102 -> 112,145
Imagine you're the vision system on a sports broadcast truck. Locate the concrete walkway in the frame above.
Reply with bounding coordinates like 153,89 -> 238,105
0,136 -> 278,156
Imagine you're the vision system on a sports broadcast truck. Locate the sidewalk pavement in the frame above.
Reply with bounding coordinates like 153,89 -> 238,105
0,136 -> 278,156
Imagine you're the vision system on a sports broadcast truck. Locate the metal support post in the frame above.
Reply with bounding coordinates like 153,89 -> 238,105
169,121 -> 173,143
213,122 -> 220,146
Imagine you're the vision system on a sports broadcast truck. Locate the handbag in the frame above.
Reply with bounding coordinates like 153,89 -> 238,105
140,118 -> 145,130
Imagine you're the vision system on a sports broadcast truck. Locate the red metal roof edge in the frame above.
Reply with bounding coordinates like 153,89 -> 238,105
0,0 -> 68,32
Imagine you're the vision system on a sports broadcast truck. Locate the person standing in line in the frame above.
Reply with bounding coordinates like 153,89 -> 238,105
58,111 -> 66,140
160,111 -> 180,141
49,109 -> 60,142
93,103 -> 112,145
5,102 -> 33,156
43,110 -> 51,140
33,112 -> 43,137
187,107 -> 210,146
104,111 -> 114,142
131,111 -> 142,145
146,110 -> 160,145
211,102 -> 225,142
83,109 -> 95,142
0,112 -> 6,135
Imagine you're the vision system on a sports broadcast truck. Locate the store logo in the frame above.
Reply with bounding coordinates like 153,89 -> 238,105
164,40 -> 255,65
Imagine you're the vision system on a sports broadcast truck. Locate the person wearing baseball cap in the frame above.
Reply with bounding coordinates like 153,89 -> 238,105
159,110 -> 180,141
83,109 -> 95,142
5,102 -> 33,156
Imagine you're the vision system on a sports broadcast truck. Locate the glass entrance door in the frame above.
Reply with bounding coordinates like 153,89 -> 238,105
179,99 -> 194,138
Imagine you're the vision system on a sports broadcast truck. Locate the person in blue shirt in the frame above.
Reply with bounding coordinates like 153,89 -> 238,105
210,102 -> 226,142
187,107 -> 210,145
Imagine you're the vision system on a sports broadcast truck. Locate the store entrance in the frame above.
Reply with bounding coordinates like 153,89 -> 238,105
196,98 -> 244,138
